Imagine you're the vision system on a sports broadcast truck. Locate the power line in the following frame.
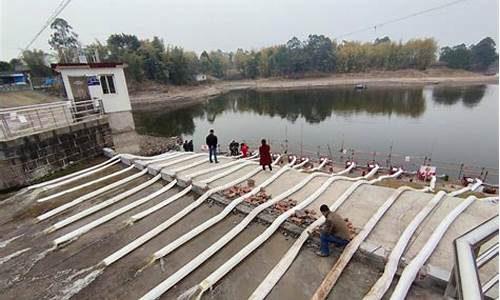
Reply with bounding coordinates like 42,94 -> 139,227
23,0 -> 73,52
334,0 -> 471,40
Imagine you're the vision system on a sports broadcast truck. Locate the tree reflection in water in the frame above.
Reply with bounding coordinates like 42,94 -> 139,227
432,85 -> 486,107
135,85 -> 486,137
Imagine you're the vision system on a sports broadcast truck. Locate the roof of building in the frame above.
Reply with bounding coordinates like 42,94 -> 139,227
51,62 -> 126,71
0,72 -> 27,77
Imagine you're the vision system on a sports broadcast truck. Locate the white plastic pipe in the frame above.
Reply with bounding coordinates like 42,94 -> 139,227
151,166 -> 291,261
199,172 -> 369,298
132,152 -> 188,167
363,179 -> 483,300
249,167 -> 398,300
102,166 -> 263,267
37,169 -> 148,221
140,170 -> 328,300
308,159 -> 328,172
49,174 -> 162,236
448,179 -> 483,197
27,155 -> 121,190
185,160 -> 247,180
389,196 -> 498,300
36,164 -> 134,203
292,158 -> 309,169
126,185 -> 192,223
51,180 -> 178,245
310,180 -> 431,300
200,161 -> 257,183
127,151 -> 176,161
149,153 -> 207,169
363,191 -> 448,300
168,159 -> 210,175
41,159 -> 122,191
142,165 -> 363,300
181,153 -> 259,181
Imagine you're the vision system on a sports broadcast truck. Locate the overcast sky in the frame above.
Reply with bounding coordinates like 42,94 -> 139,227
1,0 -> 498,61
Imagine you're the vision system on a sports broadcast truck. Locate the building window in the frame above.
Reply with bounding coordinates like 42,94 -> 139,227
100,75 -> 116,94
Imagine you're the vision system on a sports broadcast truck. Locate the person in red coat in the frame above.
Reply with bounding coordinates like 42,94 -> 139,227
259,139 -> 272,171
241,143 -> 249,158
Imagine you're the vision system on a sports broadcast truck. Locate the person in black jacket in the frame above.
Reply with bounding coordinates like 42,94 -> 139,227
187,140 -> 194,152
206,129 -> 218,163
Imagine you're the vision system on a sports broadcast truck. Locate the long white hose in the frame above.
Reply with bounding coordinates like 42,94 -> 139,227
40,159 -> 123,191
308,159 -> 329,172
151,164 -> 293,261
363,179 -> 483,300
389,195 -> 499,300
36,164 -> 134,203
27,155 -> 122,190
198,170 -> 387,299
140,165 -> 363,300
37,169 -> 148,221
37,152 -> 186,205
148,153 -> 207,170
129,161 -> 257,224
102,166 -> 263,266
152,167 -> 291,258
248,166 -> 396,300
28,151 -> 178,191
51,180 -> 178,245
139,171 -> 327,300
185,153 -> 259,181
132,152 -> 188,168
126,151 -> 177,161
141,165 -> 360,299
292,158 -> 309,169
310,177 -> 432,300
49,174 -> 162,237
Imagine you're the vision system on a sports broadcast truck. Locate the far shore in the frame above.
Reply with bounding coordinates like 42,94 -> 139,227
130,69 -> 499,111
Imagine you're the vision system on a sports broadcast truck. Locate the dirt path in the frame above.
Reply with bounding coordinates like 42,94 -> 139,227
130,69 -> 498,111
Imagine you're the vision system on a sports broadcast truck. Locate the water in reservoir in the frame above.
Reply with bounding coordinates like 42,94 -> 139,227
134,84 -> 499,183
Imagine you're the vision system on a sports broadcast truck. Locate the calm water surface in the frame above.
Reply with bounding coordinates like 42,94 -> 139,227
134,84 -> 499,182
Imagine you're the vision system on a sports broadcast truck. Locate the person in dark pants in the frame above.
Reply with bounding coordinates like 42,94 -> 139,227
188,140 -> 194,152
182,140 -> 189,152
259,139 -> 272,171
229,140 -> 239,156
316,204 -> 350,257
206,129 -> 218,163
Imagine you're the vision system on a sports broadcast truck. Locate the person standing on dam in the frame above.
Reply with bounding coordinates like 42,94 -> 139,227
259,139 -> 272,171
316,204 -> 350,257
206,129 -> 218,163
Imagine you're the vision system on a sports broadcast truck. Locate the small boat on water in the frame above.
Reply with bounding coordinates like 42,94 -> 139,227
354,83 -> 367,90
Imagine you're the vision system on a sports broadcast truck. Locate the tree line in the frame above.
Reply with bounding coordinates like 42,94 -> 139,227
0,18 -> 497,85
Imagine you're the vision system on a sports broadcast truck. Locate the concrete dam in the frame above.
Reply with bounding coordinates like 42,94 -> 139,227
0,150 -> 497,300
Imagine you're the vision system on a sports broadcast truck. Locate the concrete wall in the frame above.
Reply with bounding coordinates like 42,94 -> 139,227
0,117 -> 113,191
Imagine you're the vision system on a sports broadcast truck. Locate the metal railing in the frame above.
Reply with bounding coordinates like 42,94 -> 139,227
0,99 -> 104,140
445,215 -> 499,300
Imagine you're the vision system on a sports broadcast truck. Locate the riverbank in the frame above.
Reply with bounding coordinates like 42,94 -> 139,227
130,68 -> 498,111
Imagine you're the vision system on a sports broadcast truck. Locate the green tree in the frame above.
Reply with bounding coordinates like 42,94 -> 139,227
470,37 -> 498,71
48,18 -> 79,63
304,34 -> 336,72
439,44 -> 472,69
107,33 -> 141,58
0,61 -> 11,71
21,49 -> 52,77
404,38 -> 437,70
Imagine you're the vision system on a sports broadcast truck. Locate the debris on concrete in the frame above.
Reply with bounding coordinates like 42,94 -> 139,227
245,189 -> 270,205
